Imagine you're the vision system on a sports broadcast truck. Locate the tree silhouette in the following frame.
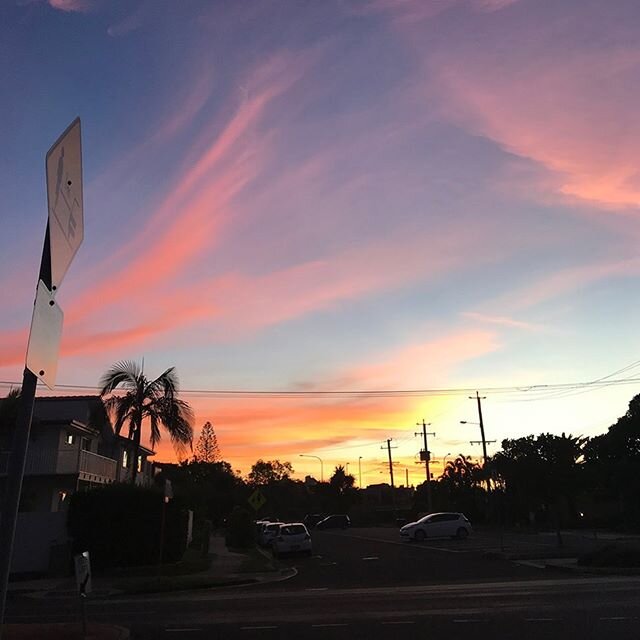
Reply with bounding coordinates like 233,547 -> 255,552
329,465 -> 355,494
100,361 -> 194,483
194,421 -> 221,463
248,459 -> 293,485
0,388 -> 21,450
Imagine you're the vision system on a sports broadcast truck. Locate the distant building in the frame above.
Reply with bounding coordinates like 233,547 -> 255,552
0,395 -> 155,574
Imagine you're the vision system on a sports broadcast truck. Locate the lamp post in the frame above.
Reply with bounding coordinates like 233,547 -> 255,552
299,454 -> 324,482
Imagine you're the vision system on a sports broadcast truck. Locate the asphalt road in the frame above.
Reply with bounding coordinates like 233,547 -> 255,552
268,528 -> 541,589
6,528 -> 640,638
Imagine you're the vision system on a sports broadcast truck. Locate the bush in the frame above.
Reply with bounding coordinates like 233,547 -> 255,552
225,506 -> 255,549
67,483 -> 187,571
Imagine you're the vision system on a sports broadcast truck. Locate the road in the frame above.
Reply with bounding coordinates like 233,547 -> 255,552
6,529 -> 640,638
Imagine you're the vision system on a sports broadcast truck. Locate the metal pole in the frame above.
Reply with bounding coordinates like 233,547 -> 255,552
358,457 -> 362,488
416,420 -> 435,512
0,225 -> 52,636
386,439 -> 394,488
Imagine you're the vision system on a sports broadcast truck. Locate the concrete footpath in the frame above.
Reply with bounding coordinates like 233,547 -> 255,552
4,536 -> 295,639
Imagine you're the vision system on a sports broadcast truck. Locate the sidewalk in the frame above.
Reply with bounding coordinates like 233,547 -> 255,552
8,535 -> 295,599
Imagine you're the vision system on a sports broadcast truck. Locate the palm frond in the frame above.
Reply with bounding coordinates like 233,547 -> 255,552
148,411 -> 162,449
145,367 -> 178,401
99,361 -> 142,396
104,394 -> 136,437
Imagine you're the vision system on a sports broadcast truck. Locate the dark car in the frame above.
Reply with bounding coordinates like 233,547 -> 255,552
316,514 -> 351,530
303,513 -> 324,529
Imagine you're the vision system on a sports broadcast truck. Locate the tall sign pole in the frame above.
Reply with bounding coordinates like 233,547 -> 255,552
0,119 -> 83,635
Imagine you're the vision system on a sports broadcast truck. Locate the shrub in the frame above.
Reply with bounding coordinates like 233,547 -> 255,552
67,483 -> 187,571
225,506 -> 255,549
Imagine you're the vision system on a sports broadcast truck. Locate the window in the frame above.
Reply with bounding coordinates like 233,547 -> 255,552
81,437 -> 91,451
65,432 -> 75,445
122,450 -> 129,468
137,455 -> 143,473
56,491 -> 68,511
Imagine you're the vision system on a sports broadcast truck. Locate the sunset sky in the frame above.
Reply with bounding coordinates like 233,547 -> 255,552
2,0 -> 640,486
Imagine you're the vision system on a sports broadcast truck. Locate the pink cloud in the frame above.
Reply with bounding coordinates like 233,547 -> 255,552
430,42 -> 640,209
48,0 -> 91,12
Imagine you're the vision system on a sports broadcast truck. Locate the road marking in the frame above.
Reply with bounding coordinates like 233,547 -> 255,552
165,629 -> 201,633
599,617 -> 629,621
362,556 -> 379,561
382,621 -> 415,625
305,587 -> 328,591
453,619 -> 483,623
241,625 -> 278,630
312,623 -> 348,628
524,618 -> 556,622
329,531 -> 466,553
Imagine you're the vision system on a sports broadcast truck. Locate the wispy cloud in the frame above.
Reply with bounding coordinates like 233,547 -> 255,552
461,311 -> 543,332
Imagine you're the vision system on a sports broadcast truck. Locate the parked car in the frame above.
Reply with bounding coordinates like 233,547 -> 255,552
400,512 -> 472,541
316,514 -> 350,530
272,523 -> 312,557
260,522 -> 284,547
303,514 -> 324,529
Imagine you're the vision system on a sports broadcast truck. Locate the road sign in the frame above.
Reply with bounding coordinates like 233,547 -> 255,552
25,280 -> 64,389
46,117 -> 83,292
248,488 -> 267,511
74,551 -> 92,595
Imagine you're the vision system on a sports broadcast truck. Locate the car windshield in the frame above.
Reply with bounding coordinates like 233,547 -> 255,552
280,525 -> 306,536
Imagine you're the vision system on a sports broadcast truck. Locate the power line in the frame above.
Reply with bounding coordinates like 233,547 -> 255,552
2,376 -> 640,399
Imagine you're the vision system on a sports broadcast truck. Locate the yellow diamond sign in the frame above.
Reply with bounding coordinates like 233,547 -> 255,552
248,488 -> 267,511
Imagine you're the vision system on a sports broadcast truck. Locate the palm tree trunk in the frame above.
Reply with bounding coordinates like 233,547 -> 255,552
131,417 -> 142,485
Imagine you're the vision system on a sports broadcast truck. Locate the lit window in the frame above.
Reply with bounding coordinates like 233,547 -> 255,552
137,456 -> 143,473
122,450 -> 128,468
57,491 -> 67,511
65,433 -> 75,445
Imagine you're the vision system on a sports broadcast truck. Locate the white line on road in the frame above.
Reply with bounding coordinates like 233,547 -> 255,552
382,621 -> 415,625
306,587 -> 328,591
311,623 -> 348,628
599,617 -> 629,621
453,619 -> 484,623
524,618 -> 556,622
241,625 -> 278,630
362,556 -> 379,561
165,629 -> 201,633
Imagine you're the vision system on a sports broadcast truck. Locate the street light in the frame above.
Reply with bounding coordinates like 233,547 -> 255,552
299,454 -> 324,482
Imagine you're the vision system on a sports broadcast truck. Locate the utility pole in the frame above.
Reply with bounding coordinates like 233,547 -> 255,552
381,439 -> 397,487
358,456 -> 362,488
415,420 -> 435,512
405,467 -> 409,487
468,391 -> 494,493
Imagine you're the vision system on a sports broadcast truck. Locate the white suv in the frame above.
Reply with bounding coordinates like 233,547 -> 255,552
400,512 -> 472,541
272,523 -> 312,557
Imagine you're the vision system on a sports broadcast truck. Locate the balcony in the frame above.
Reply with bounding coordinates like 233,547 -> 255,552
0,448 -> 117,483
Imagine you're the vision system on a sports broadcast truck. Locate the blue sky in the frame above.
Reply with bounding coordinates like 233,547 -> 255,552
2,0 -> 640,482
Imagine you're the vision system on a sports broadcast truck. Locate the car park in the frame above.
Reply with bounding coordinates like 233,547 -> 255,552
272,523 -> 312,557
260,521 -> 284,547
400,512 -> 472,541
316,514 -> 351,530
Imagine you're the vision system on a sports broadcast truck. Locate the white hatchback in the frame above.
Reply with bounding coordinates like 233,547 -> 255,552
272,523 -> 312,557
400,512 -> 472,541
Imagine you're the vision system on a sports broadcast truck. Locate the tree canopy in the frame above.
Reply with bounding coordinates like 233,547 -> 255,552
247,459 -> 293,485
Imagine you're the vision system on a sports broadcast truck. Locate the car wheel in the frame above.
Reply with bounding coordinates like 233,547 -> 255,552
456,527 -> 469,540
414,529 -> 426,542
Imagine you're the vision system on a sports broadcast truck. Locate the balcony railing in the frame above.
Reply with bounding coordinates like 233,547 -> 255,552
0,448 -> 116,483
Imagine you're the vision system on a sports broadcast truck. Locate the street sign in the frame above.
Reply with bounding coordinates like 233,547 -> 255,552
248,488 -> 267,511
25,280 -> 64,389
74,551 -> 92,595
46,117 -> 83,292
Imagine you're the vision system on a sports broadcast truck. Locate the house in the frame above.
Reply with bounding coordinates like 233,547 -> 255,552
0,395 -> 155,574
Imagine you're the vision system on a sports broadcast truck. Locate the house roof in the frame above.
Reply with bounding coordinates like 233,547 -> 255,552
33,396 -> 110,435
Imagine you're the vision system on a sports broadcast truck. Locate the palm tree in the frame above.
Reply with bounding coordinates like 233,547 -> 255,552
99,361 -> 194,484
